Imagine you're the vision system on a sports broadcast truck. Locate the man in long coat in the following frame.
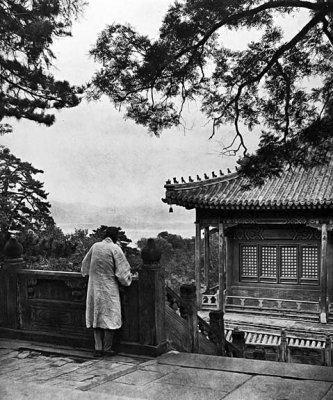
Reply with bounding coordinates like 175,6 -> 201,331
81,226 -> 132,356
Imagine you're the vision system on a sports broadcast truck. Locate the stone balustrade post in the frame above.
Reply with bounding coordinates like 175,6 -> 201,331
209,310 -> 225,356
180,284 -> 199,353
324,335 -> 332,366
279,329 -> 288,362
231,326 -> 245,358
2,236 -> 25,329
138,240 -> 166,353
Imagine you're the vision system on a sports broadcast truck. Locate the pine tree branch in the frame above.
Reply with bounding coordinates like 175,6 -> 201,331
169,1 -> 332,69
213,12 -> 324,135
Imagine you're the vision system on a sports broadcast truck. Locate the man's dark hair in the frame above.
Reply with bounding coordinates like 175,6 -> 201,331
104,226 -> 119,242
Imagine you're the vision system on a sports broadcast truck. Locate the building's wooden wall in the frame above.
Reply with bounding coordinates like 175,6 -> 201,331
225,224 -> 328,320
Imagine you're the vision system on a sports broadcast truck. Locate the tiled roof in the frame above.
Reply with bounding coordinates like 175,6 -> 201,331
163,159 -> 333,211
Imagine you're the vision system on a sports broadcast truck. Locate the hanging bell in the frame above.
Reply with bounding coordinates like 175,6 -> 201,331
169,206 -> 173,213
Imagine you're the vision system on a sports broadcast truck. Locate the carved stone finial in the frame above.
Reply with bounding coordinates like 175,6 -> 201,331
212,171 -> 217,178
173,177 -> 179,184
189,176 -> 194,182
219,169 -> 224,176
196,174 -> 201,181
181,177 -> 186,183
227,168 -> 232,174
4,236 -> 23,259
141,238 -> 161,264
180,284 -> 196,299
204,173 -> 209,179
166,179 -> 171,184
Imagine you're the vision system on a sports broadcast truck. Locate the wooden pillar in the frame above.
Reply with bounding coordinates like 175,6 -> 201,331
218,222 -> 225,311
225,236 -> 232,297
195,222 -> 201,308
320,223 -> 328,324
204,226 -> 210,290
327,230 -> 333,322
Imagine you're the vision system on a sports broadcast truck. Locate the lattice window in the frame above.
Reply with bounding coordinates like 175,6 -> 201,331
280,246 -> 298,278
240,245 -> 257,277
301,247 -> 319,279
261,246 -> 277,277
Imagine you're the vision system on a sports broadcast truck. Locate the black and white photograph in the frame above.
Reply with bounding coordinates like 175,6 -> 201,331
0,1 -> 333,399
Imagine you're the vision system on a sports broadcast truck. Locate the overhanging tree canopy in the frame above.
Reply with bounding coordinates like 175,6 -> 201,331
0,0 -> 86,134
89,0 -> 333,185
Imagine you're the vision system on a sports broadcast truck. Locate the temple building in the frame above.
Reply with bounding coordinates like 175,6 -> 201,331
163,159 -> 333,326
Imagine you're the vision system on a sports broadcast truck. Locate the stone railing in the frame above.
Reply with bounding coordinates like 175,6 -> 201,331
0,257 -> 167,357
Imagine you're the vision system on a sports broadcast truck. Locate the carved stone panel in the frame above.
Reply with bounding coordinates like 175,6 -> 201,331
28,302 -> 88,336
26,278 -> 87,302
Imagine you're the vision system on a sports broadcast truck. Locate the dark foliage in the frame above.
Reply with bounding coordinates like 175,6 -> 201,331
20,225 -> 141,272
89,0 -> 333,185
0,146 -> 54,236
0,0 -> 86,133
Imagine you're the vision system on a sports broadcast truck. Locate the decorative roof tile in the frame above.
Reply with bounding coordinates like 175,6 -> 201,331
163,159 -> 333,211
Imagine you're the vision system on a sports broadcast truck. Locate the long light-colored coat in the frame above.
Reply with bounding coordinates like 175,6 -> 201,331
81,238 -> 132,329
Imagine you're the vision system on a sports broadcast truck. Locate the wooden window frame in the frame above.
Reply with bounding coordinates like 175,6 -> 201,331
239,244 -> 258,282
239,242 -> 320,285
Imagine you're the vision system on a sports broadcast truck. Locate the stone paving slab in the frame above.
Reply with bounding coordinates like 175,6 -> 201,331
1,340 -> 333,400
0,338 -> 94,359
159,352 -> 333,382
139,361 -> 181,374
223,375 -> 333,400
322,386 -> 333,400
154,366 -> 252,394
94,379 -> 225,400
0,378 -> 126,400
113,368 -> 165,386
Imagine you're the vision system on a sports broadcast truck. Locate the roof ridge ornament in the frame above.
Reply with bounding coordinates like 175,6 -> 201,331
165,166 -> 242,188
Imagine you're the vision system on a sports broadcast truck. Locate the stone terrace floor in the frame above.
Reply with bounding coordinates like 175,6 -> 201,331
1,338 -> 333,400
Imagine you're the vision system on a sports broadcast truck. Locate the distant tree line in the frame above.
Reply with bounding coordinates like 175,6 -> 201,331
1,224 -> 219,292
11,225 -> 141,272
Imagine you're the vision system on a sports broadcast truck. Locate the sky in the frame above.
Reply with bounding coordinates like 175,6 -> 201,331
0,1 -> 310,239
